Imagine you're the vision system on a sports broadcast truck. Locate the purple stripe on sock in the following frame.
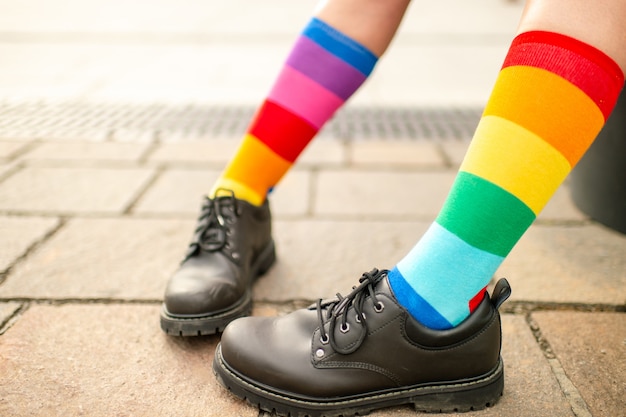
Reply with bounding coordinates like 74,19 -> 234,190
286,36 -> 368,101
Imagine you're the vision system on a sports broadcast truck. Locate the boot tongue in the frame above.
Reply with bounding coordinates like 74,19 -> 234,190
491,278 -> 512,310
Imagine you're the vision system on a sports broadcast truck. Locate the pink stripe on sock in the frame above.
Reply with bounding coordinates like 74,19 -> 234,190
268,65 -> 345,129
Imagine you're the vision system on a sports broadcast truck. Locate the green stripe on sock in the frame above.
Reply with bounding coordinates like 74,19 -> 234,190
436,171 -> 536,257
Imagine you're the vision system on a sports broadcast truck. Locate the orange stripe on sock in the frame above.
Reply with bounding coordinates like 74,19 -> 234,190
504,31 -> 625,121
484,65 -> 605,167
217,134 -> 292,205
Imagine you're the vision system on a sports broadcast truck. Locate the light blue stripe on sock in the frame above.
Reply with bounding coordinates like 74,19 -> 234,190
394,222 -> 504,326
303,17 -> 378,76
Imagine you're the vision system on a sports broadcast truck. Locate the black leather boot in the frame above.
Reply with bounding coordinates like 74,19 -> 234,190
161,190 -> 275,336
213,269 -> 511,416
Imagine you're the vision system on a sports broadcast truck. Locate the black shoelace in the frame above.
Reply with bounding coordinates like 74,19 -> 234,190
316,268 -> 387,355
185,189 -> 239,261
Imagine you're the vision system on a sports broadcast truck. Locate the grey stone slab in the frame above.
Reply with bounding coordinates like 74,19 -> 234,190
0,304 -> 256,417
0,302 -> 22,327
297,140 -> 346,167
498,224 -> 626,305
0,140 -> 30,160
0,163 -> 13,179
21,141 -> 149,163
132,169 -> 220,216
350,141 -> 445,168
133,168 -> 311,217
254,220 -> 430,301
533,312 -> 626,417
314,170 -> 456,218
0,218 -> 193,300
0,215 -> 60,272
147,140 -> 238,165
0,161 -> 21,183
440,141 -> 471,167
0,166 -> 154,214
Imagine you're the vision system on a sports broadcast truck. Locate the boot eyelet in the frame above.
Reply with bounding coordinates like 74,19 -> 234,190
320,335 -> 329,345
355,313 -> 365,323
374,302 -> 384,313
340,323 -> 350,333
315,348 -> 325,358
232,252 -> 240,260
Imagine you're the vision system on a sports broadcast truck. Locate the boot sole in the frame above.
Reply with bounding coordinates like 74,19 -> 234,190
213,344 -> 504,417
160,240 -> 276,336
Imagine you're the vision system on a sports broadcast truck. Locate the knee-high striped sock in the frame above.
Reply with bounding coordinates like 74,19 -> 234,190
211,17 -> 378,205
388,31 -> 624,329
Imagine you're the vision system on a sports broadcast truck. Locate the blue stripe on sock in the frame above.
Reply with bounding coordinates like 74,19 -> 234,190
388,267 -> 453,330
394,223 -> 504,327
303,17 -> 378,76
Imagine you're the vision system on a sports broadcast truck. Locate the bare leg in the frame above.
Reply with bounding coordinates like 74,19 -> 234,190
519,0 -> 626,70
316,0 -> 411,56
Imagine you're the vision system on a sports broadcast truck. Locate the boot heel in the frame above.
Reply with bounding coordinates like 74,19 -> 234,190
413,359 -> 504,413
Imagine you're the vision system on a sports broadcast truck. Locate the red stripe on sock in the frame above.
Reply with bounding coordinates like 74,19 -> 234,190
468,287 -> 488,313
503,31 -> 624,121
248,100 -> 318,163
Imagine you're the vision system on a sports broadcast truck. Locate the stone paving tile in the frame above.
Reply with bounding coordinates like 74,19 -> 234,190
20,141 -> 150,163
0,166 -> 155,214
533,312 -> 626,417
350,141 -> 444,167
132,169 -> 220,216
0,215 -> 60,273
0,302 -> 22,328
0,162 -> 15,180
440,141 -> 471,167
0,304 -> 255,417
133,168 -> 311,217
297,140 -> 346,166
254,220 -> 430,301
498,224 -> 626,305
0,218 -> 193,300
314,170 -> 456,218
0,140 -> 31,160
147,140 -> 237,165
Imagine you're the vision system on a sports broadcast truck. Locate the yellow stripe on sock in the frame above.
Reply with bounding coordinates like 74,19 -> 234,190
213,133 -> 292,206
210,177 -> 267,206
484,65 -> 605,166
461,115 -> 571,215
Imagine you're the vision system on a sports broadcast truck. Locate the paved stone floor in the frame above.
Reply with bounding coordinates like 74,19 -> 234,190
0,136 -> 624,417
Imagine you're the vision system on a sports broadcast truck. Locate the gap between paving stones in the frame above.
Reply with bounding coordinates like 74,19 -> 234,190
524,314 -> 594,417
0,217 -> 67,286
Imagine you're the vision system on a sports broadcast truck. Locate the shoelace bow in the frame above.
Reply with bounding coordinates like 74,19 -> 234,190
316,268 -> 387,355
186,190 -> 239,260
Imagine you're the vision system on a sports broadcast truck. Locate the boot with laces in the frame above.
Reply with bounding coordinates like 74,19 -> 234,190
160,190 -> 275,336
213,269 -> 511,416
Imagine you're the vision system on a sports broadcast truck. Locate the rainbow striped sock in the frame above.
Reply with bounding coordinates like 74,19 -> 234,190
212,18 -> 378,205
388,31 -> 624,329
